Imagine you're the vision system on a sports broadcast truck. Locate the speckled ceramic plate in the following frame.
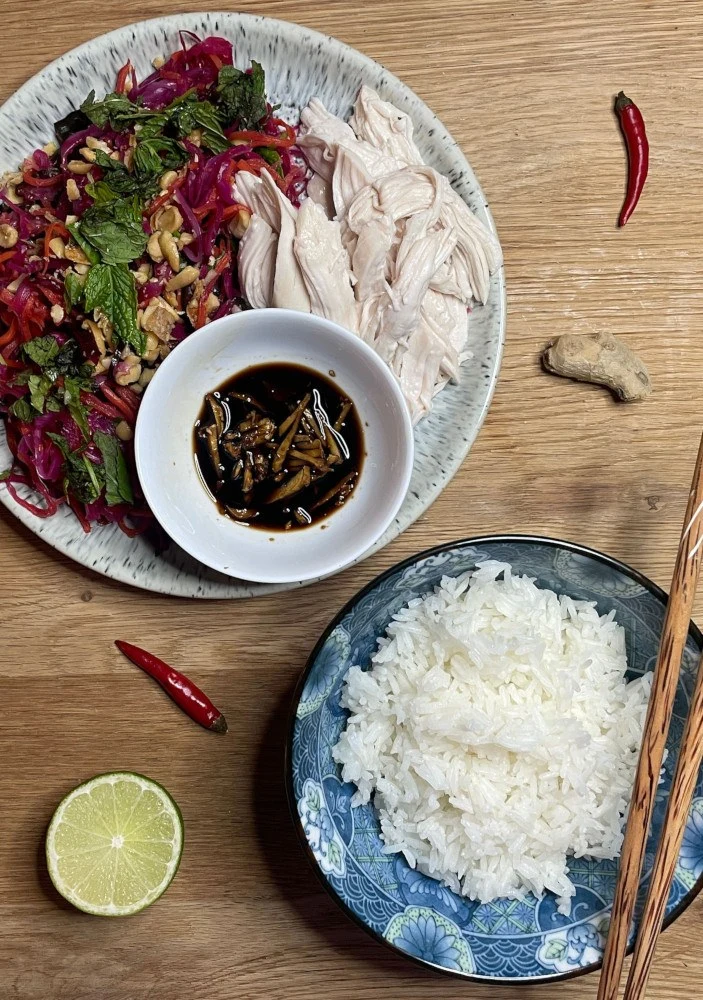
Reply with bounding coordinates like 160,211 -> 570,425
287,536 -> 703,982
0,13 -> 505,598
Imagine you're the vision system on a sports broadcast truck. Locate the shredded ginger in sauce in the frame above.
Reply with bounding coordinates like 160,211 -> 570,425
194,363 -> 363,530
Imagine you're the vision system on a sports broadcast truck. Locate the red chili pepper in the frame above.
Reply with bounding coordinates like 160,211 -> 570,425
147,173 -> 185,216
115,640 -> 228,733
615,91 -> 649,227
225,127 -> 295,148
115,61 -> 133,95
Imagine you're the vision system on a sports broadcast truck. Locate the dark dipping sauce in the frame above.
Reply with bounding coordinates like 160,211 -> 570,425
194,363 -> 364,531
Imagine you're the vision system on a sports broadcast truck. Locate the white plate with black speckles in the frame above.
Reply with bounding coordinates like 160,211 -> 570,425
0,12 -> 505,599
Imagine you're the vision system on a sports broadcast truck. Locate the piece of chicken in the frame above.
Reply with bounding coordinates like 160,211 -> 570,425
299,98 -> 399,183
238,215 -> 277,309
235,172 -> 311,313
375,212 -> 457,364
294,199 -> 359,332
350,86 -> 424,167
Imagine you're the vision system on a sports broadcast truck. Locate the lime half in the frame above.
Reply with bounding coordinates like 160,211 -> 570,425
46,772 -> 183,916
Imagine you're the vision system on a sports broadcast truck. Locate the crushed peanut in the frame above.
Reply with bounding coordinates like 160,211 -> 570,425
48,237 -> 66,258
0,224 -> 19,249
141,296 -> 180,341
154,205 -> 182,234
159,169 -> 178,191
228,207 -> 251,239
158,230 -> 180,271
64,243 -> 89,264
67,160 -> 93,175
66,178 -> 80,201
147,232 -> 164,262
50,304 -> 65,325
165,265 -> 199,292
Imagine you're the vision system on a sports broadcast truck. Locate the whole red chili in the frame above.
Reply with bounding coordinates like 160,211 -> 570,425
615,91 -> 649,227
115,640 -> 228,733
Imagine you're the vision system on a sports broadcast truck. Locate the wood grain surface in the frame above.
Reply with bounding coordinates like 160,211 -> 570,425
2,2 -> 702,998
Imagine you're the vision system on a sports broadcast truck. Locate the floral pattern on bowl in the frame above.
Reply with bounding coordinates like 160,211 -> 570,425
288,535 -> 703,982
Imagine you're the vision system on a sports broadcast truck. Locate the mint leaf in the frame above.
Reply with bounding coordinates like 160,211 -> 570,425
63,376 -> 91,439
94,431 -> 133,505
47,432 -> 105,503
216,62 -> 267,129
45,396 -> 62,413
78,197 -> 147,265
46,432 -> 70,458
67,222 -> 100,266
28,374 -> 52,412
10,397 -> 33,422
64,271 -> 85,310
0,468 -> 11,482
23,336 -> 59,368
84,178 -> 120,205
84,263 -> 145,355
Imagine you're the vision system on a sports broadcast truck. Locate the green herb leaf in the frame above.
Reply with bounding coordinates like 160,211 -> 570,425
10,397 -> 34,422
45,396 -> 62,413
81,90 -> 155,131
64,271 -> 86,310
78,197 -> 148,266
23,336 -> 59,368
167,92 -> 229,153
84,263 -> 145,355
47,431 -> 105,503
216,61 -> 267,129
257,147 -> 283,175
133,134 -> 189,176
84,178 -> 120,205
63,376 -> 91,439
94,431 -> 133,506
66,222 -> 100,266
28,373 -> 53,413
46,432 -> 71,458
45,340 -> 94,383
0,468 -> 11,482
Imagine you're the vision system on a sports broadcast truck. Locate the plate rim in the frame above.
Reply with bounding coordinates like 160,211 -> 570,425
284,533 -> 703,983
0,11 -> 505,597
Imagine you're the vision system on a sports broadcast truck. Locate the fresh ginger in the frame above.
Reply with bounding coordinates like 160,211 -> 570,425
542,332 -> 652,402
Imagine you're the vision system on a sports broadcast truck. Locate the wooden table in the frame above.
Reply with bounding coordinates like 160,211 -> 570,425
2,1 -> 702,997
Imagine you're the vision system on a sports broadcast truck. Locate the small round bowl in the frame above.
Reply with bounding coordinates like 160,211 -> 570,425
287,535 -> 703,983
135,310 -> 414,583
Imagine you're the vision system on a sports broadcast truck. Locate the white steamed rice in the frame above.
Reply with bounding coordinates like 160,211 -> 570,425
332,560 -> 651,914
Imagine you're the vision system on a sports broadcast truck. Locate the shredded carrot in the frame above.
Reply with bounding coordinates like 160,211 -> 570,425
43,221 -> 70,259
0,250 -> 18,266
0,319 -> 17,348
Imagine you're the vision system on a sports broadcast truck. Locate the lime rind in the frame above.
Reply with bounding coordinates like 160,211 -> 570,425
46,771 -> 183,917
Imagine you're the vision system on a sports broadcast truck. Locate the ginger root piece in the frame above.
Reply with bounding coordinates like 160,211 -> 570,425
542,332 -> 652,402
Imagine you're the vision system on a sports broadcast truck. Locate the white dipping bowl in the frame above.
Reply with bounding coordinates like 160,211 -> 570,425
135,309 -> 414,584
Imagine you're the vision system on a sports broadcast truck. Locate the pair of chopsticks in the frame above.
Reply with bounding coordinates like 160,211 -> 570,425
597,433 -> 703,1000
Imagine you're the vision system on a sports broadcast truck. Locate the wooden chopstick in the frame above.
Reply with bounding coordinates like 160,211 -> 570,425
623,649 -> 703,1000
597,431 -> 703,1000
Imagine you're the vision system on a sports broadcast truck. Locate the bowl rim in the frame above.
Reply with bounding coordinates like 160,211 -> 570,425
134,308 -> 415,583
284,532 -> 703,984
